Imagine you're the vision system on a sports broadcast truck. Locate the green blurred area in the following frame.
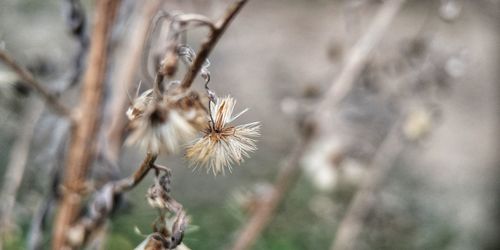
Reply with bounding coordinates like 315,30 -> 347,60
1,171 -> 458,249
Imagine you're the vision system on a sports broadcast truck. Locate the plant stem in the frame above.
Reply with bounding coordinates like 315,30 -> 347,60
52,0 -> 121,248
180,0 -> 247,89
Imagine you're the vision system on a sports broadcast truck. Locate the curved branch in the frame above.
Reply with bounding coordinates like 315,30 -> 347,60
180,0 -> 248,89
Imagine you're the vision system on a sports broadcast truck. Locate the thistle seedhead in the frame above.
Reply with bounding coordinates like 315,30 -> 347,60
186,96 -> 260,175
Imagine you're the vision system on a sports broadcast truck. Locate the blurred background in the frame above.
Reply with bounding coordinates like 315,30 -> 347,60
0,0 -> 499,249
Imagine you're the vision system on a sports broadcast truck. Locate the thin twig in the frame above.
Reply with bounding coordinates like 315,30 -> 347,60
52,0 -> 121,248
180,0 -> 247,89
229,1 -> 406,250
113,153 -> 158,192
0,50 -> 71,117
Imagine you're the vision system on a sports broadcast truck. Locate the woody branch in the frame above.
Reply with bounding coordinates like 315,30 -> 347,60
51,0 -> 121,248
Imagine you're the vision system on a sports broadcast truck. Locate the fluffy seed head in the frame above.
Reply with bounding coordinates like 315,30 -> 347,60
125,89 -> 199,154
186,96 -> 260,175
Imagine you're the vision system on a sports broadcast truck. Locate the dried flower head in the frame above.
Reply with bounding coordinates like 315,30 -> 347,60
126,89 -> 198,154
186,96 -> 260,175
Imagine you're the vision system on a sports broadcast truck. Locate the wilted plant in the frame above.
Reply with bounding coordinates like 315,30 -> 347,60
128,43 -> 259,249
119,1 -> 259,249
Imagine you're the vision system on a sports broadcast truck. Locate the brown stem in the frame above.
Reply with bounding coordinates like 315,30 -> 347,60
0,50 -> 71,117
113,153 -> 158,192
52,0 -> 121,249
229,1 -> 406,250
180,0 -> 247,89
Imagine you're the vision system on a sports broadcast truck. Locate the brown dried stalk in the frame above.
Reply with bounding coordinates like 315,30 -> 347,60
0,50 -> 71,117
180,0 -> 247,89
114,153 -> 158,192
229,1 -> 406,250
52,0 -> 122,248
